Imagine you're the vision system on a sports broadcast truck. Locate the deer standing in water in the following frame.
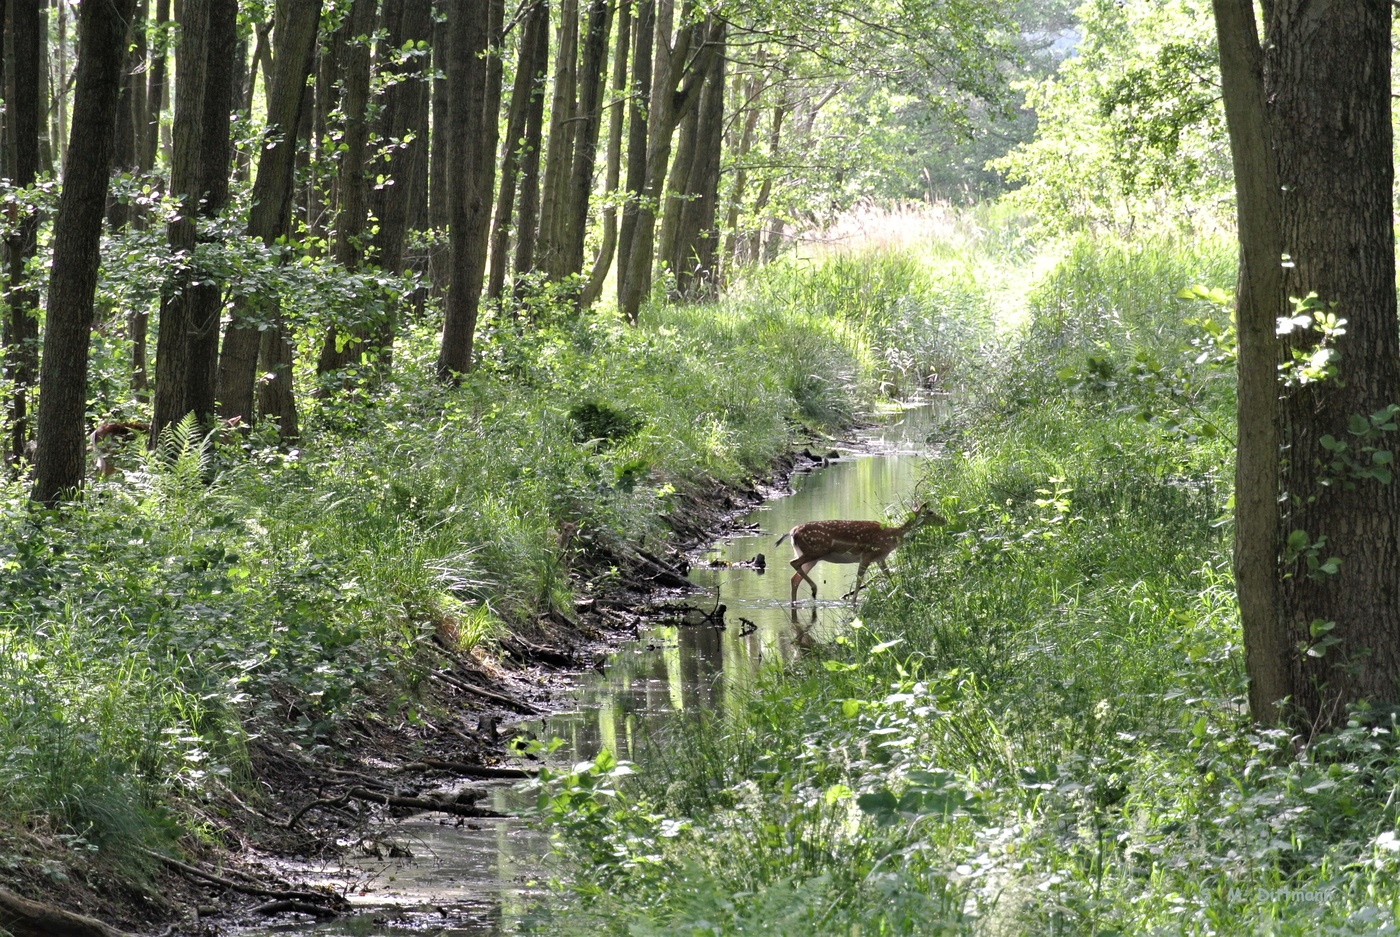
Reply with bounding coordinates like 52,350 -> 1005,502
776,503 -> 946,603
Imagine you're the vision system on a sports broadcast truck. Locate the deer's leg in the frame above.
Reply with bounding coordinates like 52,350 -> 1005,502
846,559 -> 872,601
790,557 -> 819,602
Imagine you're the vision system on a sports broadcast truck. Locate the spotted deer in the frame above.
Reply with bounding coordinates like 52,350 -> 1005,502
776,502 -> 946,603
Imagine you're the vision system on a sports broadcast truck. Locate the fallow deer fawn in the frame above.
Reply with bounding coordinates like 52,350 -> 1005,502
776,502 -> 946,603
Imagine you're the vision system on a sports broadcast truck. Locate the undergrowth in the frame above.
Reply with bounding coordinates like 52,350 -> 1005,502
0,244 -> 982,886
527,233 -> 1400,934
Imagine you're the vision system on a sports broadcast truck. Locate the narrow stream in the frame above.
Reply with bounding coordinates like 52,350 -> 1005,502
235,401 -> 941,935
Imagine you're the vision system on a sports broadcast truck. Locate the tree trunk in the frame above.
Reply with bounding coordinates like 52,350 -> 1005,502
406,37 -> 431,232
1211,0 -> 1286,725
614,0 -> 651,308
559,0 -> 610,281
1265,0 -> 1400,731
3,0 -> 41,467
435,0 -> 490,379
579,0 -> 629,309
671,19 -> 723,298
366,0 -> 432,359
655,83 -> 699,284
535,0 -> 578,279
31,0 -> 138,504
746,101 -> 785,264
145,0 -> 169,175
217,0 -> 321,432
428,0 -> 449,230
720,68 -> 763,282
616,4 -> 716,324
316,0 -> 379,378
106,8 -> 142,229
487,0 -> 547,300
151,0 -> 211,440
510,0 -> 549,285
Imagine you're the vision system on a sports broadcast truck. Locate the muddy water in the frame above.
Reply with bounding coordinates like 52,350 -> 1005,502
235,401 -> 941,935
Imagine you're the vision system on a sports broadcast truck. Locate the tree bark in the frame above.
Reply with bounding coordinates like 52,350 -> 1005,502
509,0 -> 549,285
428,0 -> 449,230
1264,0 -> 1400,732
31,0 -> 138,504
435,0 -> 490,378
151,0 -> 212,440
720,67 -> 763,283
535,0 -> 578,279
367,0 -> 432,358
316,0 -> 380,378
487,0 -> 547,300
579,0 -> 629,309
217,0 -> 322,432
614,0 -> 651,308
1211,0 -> 1287,724
559,0 -> 610,281
616,4 -> 716,324
3,0 -> 41,467
670,19 -> 723,298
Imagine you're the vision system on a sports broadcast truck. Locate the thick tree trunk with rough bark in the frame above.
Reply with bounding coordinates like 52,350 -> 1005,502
536,0 -> 579,279
1266,0 -> 1400,731
1216,0 -> 1400,731
152,0 -> 212,439
31,0 -> 138,504
217,0 -> 321,433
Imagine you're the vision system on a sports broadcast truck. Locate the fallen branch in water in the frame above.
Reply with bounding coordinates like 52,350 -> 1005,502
404,757 -> 538,779
286,786 -> 507,830
250,898 -> 339,918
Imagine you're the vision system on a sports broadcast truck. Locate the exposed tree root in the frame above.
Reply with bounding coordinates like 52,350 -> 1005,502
141,849 -> 347,911
0,886 -> 134,937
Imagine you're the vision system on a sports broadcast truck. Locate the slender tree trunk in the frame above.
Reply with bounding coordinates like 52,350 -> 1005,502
428,0 -> 449,230
579,0 -> 629,308
614,0 -> 651,307
217,0 -> 322,432
721,69 -> 762,282
107,8 -> 142,229
510,0 -> 549,284
616,4 -> 716,323
316,0 -> 379,378
406,42 -> 431,232
671,20 -> 723,298
35,2 -> 52,172
1211,0 -> 1286,725
559,0 -> 610,281
54,0 -> 66,171
4,0 -> 41,467
435,0 -> 490,378
31,0 -> 138,504
746,101 -> 784,264
655,86 -> 698,283
367,0 -> 431,359
487,0 -> 547,300
536,0 -> 578,278
145,0 -> 169,175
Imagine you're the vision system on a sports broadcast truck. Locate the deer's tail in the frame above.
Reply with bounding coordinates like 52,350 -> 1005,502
775,532 -> 790,547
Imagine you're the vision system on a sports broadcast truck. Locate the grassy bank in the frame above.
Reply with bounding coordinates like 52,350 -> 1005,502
528,235 -> 1400,934
0,241 -> 986,910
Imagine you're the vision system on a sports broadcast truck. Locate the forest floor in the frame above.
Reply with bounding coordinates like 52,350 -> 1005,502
0,441 -> 832,934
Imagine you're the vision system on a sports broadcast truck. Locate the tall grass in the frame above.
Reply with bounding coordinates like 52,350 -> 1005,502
531,230 -> 1400,934
0,245 -> 974,883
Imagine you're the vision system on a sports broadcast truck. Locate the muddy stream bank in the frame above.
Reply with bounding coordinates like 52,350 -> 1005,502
235,400 -> 943,936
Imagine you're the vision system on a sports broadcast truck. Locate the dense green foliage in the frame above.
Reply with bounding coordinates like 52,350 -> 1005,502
0,245 -> 976,875
528,231 -> 1400,934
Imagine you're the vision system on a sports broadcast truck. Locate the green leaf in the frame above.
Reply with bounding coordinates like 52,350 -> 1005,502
1349,414 -> 1371,435
1309,619 -> 1337,638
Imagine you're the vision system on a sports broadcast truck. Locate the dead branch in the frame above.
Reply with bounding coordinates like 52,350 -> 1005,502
0,887 -> 133,937
141,849 -> 347,909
